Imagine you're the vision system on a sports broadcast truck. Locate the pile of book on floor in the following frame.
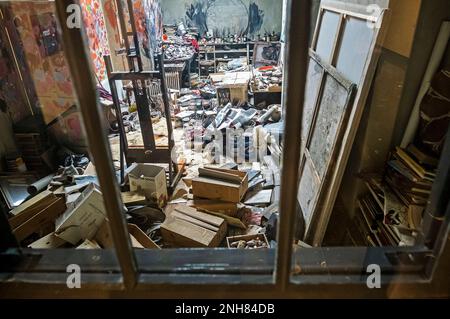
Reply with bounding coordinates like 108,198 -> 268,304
357,145 -> 438,247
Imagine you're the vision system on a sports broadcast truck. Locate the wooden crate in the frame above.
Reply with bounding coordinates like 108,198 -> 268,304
161,205 -> 227,248
192,167 -> 248,203
215,72 -> 251,105
217,85 -> 248,105
226,233 -> 269,249
253,90 -> 282,109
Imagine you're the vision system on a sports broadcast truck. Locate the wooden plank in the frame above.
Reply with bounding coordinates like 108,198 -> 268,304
309,50 -> 355,91
171,211 -> 219,232
197,208 -> 247,230
127,224 -> 160,249
174,205 -> 224,228
191,199 -> 238,217
203,166 -> 248,178
245,190 -> 273,206
9,190 -> 56,226
198,168 -> 242,184
192,177 -> 243,203
161,218 -> 218,247
13,198 -> 66,241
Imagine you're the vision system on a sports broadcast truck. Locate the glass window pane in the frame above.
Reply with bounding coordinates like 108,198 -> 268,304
314,11 -> 340,63
335,17 -> 374,84
302,59 -> 323,150
308,74 -> 349,180
0,1 -> 120,269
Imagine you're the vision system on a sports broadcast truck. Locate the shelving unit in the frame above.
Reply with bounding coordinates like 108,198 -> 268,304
197,42 -> 251,76
198,41 -> 281,76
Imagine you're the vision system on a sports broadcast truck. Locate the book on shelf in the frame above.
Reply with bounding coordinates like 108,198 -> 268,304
354,145 -> 439,246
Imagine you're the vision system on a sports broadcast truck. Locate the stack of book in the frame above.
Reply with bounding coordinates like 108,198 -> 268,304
356,176 -> 402,247
355,145 -> 438,247
386,147 -> 435,203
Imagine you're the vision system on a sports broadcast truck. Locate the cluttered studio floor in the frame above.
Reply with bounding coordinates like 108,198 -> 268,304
1,0 -> 450,257
1,1 -> 289,251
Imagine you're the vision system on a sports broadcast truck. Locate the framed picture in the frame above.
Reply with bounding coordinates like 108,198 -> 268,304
253,42 -> 281,68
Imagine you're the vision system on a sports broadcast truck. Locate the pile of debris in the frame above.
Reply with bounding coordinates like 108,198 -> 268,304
251,65 -> 283,91
217,57 -> 249,73
163,33 -> 198,62
164,43 -> 196,61
162,162 -> 281,248
8,161 -> 167,250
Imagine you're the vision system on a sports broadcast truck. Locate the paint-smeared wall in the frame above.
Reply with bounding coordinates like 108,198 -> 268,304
101,0 -> 162,71
3,2 -> 87,151
0,24 -> 32,124
161,0 -> 282,37
9,2 -> 75,125
80,0 -> 110,82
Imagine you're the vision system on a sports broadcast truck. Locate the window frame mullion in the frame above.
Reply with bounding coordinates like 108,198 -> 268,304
275,0 -> 311,291
54,0 -> 138,290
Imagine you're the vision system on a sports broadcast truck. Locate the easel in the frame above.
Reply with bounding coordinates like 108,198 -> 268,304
104,0 -> 181,192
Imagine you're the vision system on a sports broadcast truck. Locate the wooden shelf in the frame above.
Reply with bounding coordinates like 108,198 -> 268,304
214,49 -> 247,54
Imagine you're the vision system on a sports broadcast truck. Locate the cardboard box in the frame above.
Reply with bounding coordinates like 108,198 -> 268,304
192,167 -> 248,203
55,184 -> 106,245
161,205 -> 227,248
94,221 -> 113,248
76,239 -> 101,249
121,191 -> 148,206
128,163 -> 168,207
28,232 -> 68,249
